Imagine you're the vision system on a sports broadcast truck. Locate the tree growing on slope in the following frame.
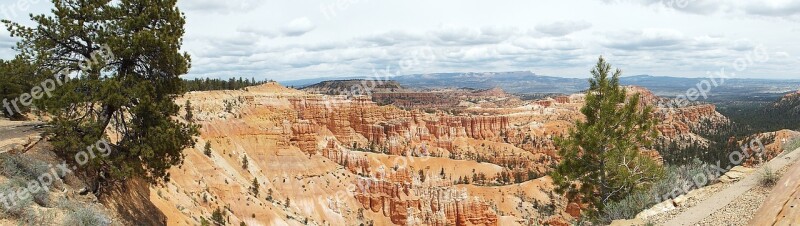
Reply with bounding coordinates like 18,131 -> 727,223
3,0 -> 198,190
550,56 -> 663,217
185,100 -> 194,123
251,178 -> 260,197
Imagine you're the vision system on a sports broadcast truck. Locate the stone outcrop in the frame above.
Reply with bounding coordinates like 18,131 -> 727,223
655,104 -> 728,137
353,177 -> 499,226
287,96 -> 510,155
739,130 -> 800,167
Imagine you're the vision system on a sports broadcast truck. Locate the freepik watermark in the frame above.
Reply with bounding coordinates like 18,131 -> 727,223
2,44 -> 115,117
0,0 -> 42,20
319,0 -> 371,20
315,45 -> 439,112
0,138 -> 112,210
661,0 -> 695,9
605,0 -> 695,9
344,45 -> 438,98
657,138 -> 765,202
657,45 -> 769,111
309,144 -> 435,209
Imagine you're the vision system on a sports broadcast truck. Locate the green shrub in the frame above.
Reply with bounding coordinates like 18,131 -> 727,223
601,190 -> 651,222
759,167 -> 779,188
597,159 -> 718,223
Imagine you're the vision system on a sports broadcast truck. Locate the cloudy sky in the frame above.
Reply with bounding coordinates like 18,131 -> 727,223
3,0 -> 800,81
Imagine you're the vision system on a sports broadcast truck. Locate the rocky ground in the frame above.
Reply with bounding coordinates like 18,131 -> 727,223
0,125 -> 116,225
635,149 -> 799,226
644,182 -> 730,225
696,162 -> 793,225
697,185 -> 770,225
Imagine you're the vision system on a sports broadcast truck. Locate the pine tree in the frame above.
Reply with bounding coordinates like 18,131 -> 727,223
550,56 -> 663,216
211,207 -> 226,225
242,155 -> 249,169
204,143 -> 213,157
0,57 -> 36,120
251,178 -> 259,197
3,0 -> 198,186
185,100 -> 194,123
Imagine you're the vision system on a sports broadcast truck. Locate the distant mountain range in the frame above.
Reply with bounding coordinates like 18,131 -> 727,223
282,71 -> 800,100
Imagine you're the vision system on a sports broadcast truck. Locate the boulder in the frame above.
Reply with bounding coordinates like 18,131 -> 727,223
719,166 -> 753,183
672,195 -> 687,207
635,199 -> 675,220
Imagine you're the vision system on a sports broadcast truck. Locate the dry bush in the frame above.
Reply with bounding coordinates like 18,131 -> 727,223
0,178 -> 33,217
759,167 -> 778,188
58,200 -> 112,226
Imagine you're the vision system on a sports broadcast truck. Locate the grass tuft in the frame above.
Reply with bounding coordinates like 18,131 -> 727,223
759,167 -> 779,188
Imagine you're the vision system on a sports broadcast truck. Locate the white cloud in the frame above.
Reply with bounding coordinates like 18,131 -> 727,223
535,21 -> 592,36
281,17 -> 316,37
179,0 -> 264,14
429,26 -> 517,46
607,0 -> 800,20
603,28 -> 685,50
237,27 -> 279,38
4,0 -> 798,79
0,29 -> 18,59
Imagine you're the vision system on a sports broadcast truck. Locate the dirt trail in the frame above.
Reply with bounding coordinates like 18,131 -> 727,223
749,151 -> 800,226
0,120 -> 45,153
663,148 -> 800,225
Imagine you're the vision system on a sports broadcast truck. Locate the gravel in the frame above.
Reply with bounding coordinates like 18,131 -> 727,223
695,165 -> 791,226
649,164 -> 791,226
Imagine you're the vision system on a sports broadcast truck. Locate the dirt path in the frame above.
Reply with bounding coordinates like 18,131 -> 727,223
0,120 -> 45,153
663,148 -> 800,225
749,152 -> 800,225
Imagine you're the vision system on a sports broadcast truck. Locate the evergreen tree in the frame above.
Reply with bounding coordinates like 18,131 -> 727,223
3,0 -> 199,187
0,57 -> 36,120
185,100 -> 194,123
211,207 -> 226,225
251,178 -> 259,197
550,57 -> 663,216
182,77 -> 271,91
242,155 -> 249,169
204,142 -> 212,157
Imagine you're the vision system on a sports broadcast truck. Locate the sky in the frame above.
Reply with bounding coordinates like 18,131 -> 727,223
2,0 -> 800,81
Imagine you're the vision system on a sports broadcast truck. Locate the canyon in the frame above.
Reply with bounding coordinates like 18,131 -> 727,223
144,81 -> 741,226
